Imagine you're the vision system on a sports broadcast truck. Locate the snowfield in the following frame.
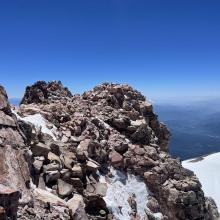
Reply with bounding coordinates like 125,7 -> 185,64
182,152 -> 220,210
99,167 -> 163,220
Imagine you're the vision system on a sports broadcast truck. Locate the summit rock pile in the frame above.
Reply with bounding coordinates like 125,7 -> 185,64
0,81 -> 219,220
21,80 -> 72,104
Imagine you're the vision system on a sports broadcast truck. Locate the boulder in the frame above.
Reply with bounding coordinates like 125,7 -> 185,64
61,153 -> 76,169
147,196 -> 160,213
72,165 -> 83,178
68,178 -> 83,193
57,179 -> 73,198
33,157 -> 44,174
67,194 -> 88,220
45,170 -> 60,183
30,142 -> 50,157
34,188 -> 67,206
44,162 -> 60,172
48,151 -> 62,164
86,160 -> 100,173
0,145 -> 30,203
0,111 -> 16,127
109,150 -> 124,168
49,141 -> 62,156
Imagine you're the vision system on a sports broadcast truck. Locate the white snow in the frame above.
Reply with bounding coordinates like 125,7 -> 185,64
182,152 -> 220,210
12,110 -> 57,140
99,167 -> 163,220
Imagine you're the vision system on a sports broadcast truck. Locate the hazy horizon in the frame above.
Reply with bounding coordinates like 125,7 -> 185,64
7,80 -> 220,106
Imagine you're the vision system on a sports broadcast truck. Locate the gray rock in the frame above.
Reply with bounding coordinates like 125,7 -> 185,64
67,194 -> 88,220
57,179 -> 73,197
95,183 -> 107,197
0,111 -> 16,127
72,165 -> 83,178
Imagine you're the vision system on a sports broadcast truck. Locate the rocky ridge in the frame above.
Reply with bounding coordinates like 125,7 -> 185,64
0,81 -> 219,220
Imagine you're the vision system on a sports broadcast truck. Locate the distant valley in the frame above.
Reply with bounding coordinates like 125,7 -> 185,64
154,99 -> 220,160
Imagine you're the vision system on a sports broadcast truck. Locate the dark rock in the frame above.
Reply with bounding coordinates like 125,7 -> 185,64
30,142 -> 50,157
0,206 -> 6,220
0,184 -> 20,220
67,178 -> 83,193
0,86 -> 10,113
21,80 -> 73,104
49,141 -> 62,156
17,120 -> 33,145
45,170 -> 60,183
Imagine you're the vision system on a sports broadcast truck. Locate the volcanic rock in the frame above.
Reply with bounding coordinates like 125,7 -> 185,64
1,82 -> 218,220
21,80 -> 73,104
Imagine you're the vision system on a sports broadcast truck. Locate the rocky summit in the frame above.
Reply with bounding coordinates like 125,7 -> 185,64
0,80 -> 219,220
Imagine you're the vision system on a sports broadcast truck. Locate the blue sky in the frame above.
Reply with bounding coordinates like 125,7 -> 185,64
0,0 -> 220,101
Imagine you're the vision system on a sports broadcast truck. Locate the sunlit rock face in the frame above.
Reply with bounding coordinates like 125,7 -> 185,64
0,81 -> 219,220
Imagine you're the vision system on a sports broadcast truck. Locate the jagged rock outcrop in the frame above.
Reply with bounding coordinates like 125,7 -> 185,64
20,80 -> 72,104
1,81 -> 219,220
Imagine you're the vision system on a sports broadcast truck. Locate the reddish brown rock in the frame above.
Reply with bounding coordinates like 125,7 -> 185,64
109,150 -> 124,168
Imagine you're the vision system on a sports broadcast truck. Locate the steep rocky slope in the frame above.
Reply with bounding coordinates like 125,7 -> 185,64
183,153 -> 220,215
0,81 -> 219,220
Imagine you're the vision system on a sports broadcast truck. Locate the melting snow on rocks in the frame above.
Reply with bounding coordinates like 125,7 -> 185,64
183,152 -> 220,210
13,110 -> 57,140
99,167 -> 163,220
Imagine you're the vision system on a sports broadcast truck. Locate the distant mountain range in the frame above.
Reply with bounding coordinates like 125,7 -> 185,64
154,98 -> 220,160
9,98 -> 21,106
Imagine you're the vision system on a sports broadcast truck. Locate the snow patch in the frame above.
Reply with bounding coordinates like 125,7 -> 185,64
13,110 -> 57,140
99,168 -> 163,220
182,152 -> 220,210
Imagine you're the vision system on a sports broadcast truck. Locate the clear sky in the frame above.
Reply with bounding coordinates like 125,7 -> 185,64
0,0 -> 220,101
